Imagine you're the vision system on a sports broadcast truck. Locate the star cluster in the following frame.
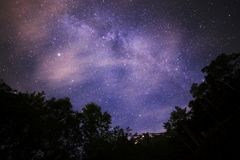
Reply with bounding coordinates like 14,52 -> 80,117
1,0 -> 240,133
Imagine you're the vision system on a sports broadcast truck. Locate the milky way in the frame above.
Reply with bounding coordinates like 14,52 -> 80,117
1,0 -> 240,133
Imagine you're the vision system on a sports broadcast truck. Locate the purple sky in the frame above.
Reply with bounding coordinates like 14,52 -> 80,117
1,0 -> 240,134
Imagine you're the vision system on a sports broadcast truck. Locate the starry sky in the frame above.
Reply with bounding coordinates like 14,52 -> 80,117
1,0 -> 240,134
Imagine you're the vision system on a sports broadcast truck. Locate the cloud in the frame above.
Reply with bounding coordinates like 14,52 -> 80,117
34,9 -> 183,105
0,0 -> 70,48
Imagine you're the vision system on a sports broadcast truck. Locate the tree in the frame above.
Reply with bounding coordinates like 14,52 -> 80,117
163,107 -> 197,159
189,53 -> 240,131
163,53 -> 240,159
0,80 -> 135,160
0,80 -> 82,159
80,103 -> 112,160
163,107 -> 190,135
80,103 -> 133,160
188,53 -> 240,159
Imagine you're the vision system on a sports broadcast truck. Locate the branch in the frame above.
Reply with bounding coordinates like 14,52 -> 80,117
219,80 -> 240,93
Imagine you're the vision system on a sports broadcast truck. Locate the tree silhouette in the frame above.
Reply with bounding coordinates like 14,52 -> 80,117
0,80 -> 82,159
189,53 -> 240,159
0,80 -> 133,160
189,53 -> 240,132
80,103 -> 133,160
80,103 -> 112,160
162,53 -> 240,159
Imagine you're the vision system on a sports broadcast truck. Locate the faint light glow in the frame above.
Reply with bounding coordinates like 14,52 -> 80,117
57,53 -> 61,56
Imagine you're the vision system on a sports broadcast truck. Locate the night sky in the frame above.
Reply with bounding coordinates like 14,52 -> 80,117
1,0 -> 240,134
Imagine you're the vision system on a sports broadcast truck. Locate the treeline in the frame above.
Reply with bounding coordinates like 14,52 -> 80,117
0,53 -> 240,160
0,81 -> 136,160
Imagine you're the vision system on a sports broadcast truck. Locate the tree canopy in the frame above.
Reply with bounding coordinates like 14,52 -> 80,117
164,53 -> 240,159
0,80 -> 132,160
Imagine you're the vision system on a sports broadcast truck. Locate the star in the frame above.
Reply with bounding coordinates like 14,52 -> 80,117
0,0 -> 240,134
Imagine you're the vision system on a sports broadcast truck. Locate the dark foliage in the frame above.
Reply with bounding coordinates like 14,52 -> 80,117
163,53 -> 240,159
0,80 -> 133,160
0,80 -> 82,159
